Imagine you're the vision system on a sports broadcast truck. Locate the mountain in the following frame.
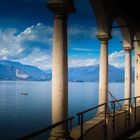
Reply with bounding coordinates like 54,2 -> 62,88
0,60 -> 134,82
68,65 -> 125,82
0,60 -> 51,81
46,65 -> 134,82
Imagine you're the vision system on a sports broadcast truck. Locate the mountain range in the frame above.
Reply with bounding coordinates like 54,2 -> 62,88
0,60 -> 134,82
0,60 -> 50,81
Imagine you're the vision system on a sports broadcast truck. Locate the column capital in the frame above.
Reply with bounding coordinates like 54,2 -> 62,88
97,35 -> 110,44
123,46 -> 133,51
47,0 -> 75,15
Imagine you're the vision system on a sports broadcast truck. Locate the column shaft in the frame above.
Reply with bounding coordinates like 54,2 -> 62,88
51,14 -> 68,138
99,39 -> 108,111
47,1 -> 75,139
124,49 -> 132,105
135,45 -> 140,99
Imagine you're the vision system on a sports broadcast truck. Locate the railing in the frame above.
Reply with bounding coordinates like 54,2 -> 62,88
134,96 -> 140,124
77,103 -> 107,140
19,116 -> 74,140
111,98 -> 131,133
19,96 -> 140,140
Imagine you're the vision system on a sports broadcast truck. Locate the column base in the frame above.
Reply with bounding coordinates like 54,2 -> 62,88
122,104 -> 130,110
48,136 -> 66,140
49,129 -> 67,140
97,106 -> 106,114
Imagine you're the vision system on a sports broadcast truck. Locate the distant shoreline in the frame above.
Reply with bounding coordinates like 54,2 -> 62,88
0,80 -> 134,83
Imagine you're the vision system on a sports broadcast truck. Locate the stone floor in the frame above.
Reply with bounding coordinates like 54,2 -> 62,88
118,125 -> 140,140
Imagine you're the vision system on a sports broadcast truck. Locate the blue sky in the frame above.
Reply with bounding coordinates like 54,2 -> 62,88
0,0 -> 132,70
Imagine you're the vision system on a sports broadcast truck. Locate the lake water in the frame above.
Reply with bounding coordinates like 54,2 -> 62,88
0,81 -> 134,140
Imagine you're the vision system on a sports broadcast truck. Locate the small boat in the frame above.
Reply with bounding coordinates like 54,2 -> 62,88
21,93 -> 28,96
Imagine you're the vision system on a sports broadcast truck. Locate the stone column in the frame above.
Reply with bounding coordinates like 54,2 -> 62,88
135,43 -> 140,100
51,14 -> 68,139
98,36 -> 109,112
124,48 -> 132,106
47,1 -> 75,139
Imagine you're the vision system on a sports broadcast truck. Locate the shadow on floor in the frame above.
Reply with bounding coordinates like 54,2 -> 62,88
117,126 -> 140,140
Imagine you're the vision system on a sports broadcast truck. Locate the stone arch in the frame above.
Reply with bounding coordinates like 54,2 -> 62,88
89,0 -> 111,37
134,31 -> 140,46
111,17 -> 133,49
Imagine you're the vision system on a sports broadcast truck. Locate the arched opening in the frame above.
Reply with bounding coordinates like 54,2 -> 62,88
68,0 -> 100,117
108,18 -> 133,109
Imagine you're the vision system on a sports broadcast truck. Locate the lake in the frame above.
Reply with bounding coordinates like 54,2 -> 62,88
0,81 -> 134,140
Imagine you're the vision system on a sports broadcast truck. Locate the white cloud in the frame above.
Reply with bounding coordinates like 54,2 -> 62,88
69,58 -> 99,68
0,23 -> 53,59
109,50 -> 125,68
109,50 -> 125,59
68,50 -> 125,68
17,23 -> 53,44
70,48 -> 92,51
0,23 -> 53,70
0,28 -> 26,60
0,23 -> 99,70
0,23 -> 128,70
68,50 -> 133,69
17,48 -> 52,70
